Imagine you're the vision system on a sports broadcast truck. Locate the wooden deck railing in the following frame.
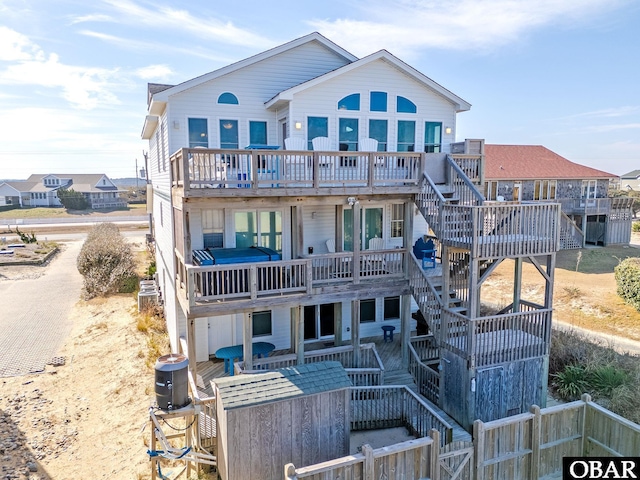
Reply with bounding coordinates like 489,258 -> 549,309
170,148 -> 422,194
441,308 -> 552,368
408,336 -> 440,404
442,202 -> 560,258
176,250 -> 405,306
350,386 -> 453,444
447,155 -> 484,207
236,343 -> 385,386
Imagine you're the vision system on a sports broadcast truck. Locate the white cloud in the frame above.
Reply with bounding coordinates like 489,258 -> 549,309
68,13 -> 115,24
561,106 -> 640,119
308,0 -> 629,56
0,27 -> 124,110
101,0 -> 273,49
0,26 -> 42,61
78,30 -> 234,63
135,64 -> 174,81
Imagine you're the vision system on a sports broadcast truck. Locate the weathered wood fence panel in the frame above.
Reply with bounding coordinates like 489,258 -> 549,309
285,436 -> 435,480
583,398 -> 640,457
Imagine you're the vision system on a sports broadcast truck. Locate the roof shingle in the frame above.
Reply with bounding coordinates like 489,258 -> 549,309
484,145 -> 617,180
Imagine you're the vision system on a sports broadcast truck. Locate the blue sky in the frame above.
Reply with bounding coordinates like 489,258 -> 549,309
1,0 -> 639,180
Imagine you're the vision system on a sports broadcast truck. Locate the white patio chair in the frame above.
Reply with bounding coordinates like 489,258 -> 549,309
284,137 -> 306,150
284,137 -> 309,181
366,237 -> 386,272
358,137 -> 383,169
312,137 -> 333,169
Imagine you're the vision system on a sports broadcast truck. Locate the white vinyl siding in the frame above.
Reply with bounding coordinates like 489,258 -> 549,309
289,59 -> 457,151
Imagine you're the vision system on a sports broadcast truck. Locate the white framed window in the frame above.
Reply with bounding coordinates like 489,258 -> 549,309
534,180 -> 557,200
252,311 -> 272,337
485,181 -> 498,201
390,204 -> 404,238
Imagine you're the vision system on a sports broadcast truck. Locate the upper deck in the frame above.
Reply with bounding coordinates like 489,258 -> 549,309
170,147 -> 424,198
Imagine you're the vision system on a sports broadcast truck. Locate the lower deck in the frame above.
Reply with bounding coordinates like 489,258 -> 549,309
195,333 -> 470,442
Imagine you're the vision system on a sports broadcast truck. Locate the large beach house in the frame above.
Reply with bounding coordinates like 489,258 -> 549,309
142,32 -> 560,433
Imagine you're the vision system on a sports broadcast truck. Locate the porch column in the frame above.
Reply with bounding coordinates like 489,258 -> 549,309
293,205 -> 304,259
513,257 -> 523,313
402,294 -> 411,368
292,306 -> 304,365
242,312 -> 253,371
403,200 -> 414,277
351,300 -> 361,367
186,317 -> 197,381
334,303 -> 343,346
353,200 -> 361,284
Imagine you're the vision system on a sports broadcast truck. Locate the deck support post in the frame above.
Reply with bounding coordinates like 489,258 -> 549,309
351,300 -> 361,367
186,317 -> 197,381
513,257 -> 523,313
402,293 -> 411,368
292,306 -> 304,365
334,303 -> 343,346
243,312 -> 253,371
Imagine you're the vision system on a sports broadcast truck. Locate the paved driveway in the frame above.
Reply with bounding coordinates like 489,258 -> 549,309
0,241 -> 83,377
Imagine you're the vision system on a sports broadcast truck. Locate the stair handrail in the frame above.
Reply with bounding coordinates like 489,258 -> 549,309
417,172 -> 447,236
446,155 -> 485,207
560,210 -> 584,249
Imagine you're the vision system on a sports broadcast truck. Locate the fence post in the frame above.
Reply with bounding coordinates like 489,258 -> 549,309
362,444 -> 374,479
474,419 -> 484,480
429,429 -> 441,480
581,393 -> 591,455
530,405 -> 541,480
284,463 -> 297,480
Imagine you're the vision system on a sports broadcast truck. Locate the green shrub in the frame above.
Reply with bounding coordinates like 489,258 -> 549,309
614,257 -> 640,311
589,364 -> 628,396
632,221 -> 640,233
146,260 -> 156,277
57,187 -> 89,210
12,226 -> 37,244
77,223 -> 138,299
552,364 -> 589,401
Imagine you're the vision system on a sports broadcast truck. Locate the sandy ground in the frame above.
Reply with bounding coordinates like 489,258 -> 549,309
0,242 -> 155,479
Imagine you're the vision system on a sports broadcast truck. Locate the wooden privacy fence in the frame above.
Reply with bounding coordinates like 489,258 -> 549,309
284,432 -> 439,480
284,394 -> 640,480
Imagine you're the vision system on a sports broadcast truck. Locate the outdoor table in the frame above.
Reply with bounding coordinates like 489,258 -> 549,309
215,341 -> 275,376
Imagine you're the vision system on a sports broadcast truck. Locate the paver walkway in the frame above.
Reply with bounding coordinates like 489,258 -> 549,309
0,241 -> 82,376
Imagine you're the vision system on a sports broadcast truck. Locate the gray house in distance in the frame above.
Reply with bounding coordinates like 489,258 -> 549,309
0,173 -> 126,209
483,144 -> 633,248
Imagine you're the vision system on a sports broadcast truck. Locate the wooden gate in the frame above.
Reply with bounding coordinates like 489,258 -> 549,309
440,440 -> 474,480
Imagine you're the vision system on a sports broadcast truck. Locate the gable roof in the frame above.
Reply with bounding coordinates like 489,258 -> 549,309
265,49 -> 471,112
213,361 -> 351,410
621,169 -> 640,180
484,145 -> 618,181
11,174 -> 122,193
146,32 -> 358,115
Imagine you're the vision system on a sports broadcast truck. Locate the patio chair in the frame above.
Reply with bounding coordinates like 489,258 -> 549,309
284,137 -> 308,180
312,137 -> 333,169
366,237 -> 386,272
422,239 -> 436,269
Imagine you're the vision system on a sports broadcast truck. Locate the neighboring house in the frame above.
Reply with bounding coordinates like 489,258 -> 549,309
483,144 -> 633,248
620,169 -> 640,191
0,173 -> 126,209
142,32 -> 560,437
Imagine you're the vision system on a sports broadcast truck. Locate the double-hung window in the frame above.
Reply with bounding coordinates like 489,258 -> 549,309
397,120 -> 415,152
188,118 -> 208,148
219,119 -> 239,149
307,116 -> 328,150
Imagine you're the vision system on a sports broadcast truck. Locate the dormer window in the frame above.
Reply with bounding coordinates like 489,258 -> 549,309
338,93 -> 360,111
217,92 -> 239,105
397,96 -> 417,114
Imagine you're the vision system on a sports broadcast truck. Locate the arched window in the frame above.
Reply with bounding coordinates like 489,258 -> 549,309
397,96 -> 417,114
338,93 -> 360,111
217,92 -> 239,105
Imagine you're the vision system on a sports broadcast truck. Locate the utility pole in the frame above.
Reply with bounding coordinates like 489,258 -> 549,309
135,158 -> 139,191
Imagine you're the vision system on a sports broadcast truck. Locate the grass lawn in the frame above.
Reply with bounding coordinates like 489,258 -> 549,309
0,203 -> 147,219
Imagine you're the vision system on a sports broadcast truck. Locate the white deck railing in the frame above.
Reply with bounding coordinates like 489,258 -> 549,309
171,148 -> 422,193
